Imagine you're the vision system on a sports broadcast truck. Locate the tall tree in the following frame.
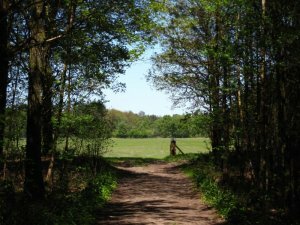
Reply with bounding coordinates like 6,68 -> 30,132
24,0 -> 155,198
24,0 -> 49,199
0,0 -> 9,156
149,0 -> 300,213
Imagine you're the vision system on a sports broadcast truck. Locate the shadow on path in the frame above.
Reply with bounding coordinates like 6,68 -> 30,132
96,161 -> 226,225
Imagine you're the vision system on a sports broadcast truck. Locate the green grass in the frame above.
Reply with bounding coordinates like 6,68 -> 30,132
104,137 -> 211,159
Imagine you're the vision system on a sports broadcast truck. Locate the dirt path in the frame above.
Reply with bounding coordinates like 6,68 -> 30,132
96,161 -> 225,225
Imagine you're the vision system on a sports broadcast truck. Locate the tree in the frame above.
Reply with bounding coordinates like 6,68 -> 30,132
24,0 -> 50,199
149,0 -> 300,213
0,0 -> 9,156
22,0 -> 155,199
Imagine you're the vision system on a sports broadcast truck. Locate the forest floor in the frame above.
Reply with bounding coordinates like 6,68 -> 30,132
96,160 -> 225,225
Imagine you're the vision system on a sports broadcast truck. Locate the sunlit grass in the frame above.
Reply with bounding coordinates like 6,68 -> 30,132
6,137 -> 211,159
104,137 -> 211,159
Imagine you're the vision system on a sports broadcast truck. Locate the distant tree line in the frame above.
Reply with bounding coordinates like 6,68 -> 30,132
107,109 -> 209,138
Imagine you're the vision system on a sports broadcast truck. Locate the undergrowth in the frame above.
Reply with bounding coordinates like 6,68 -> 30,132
0,157 -> 117,225
166,153 -> 243,221
168,153 -> 299,225
180,154 -> 242,220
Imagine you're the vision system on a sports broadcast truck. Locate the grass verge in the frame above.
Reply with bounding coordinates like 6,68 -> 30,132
171,153 -> 300,225
178,154 -> 243,221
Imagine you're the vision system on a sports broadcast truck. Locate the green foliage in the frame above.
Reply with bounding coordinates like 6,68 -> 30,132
148,0 -> 300,218
4,105 -> 27,157
47,0 -> 156,100
181,153 -> 300,225
3,163 -> 117,225
57,101 -> 112,156
107,109 -> 210,138
181,154 -> 248,223
83,172 -> 117,204
195,174 -> 240,218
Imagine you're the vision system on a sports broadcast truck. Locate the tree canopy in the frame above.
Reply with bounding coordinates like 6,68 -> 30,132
148,0 -> 300,215
0,0 -> 156,199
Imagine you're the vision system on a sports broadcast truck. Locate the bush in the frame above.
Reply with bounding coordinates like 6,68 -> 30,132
192,167 -> 241,219
4,164 -> 117,225
181,154 -> 245,221
83,172 -> 117,205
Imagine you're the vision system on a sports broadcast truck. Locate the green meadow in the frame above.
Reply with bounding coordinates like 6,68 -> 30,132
104,137 -> 211,159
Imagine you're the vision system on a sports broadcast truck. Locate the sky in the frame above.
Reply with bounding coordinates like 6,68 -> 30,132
103,50 -> 187,116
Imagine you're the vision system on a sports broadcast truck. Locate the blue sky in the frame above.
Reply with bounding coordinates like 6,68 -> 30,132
103,50 -> 186,116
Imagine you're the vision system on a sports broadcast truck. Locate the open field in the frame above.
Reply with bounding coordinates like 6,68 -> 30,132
104,137 -> 211,159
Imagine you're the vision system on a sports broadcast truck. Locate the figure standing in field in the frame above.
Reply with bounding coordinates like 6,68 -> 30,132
170,139 -> 176,156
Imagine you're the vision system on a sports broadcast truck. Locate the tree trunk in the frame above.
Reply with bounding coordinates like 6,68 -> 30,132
45,62 -> 67,183
24,0 -> 48,199
25,47 -> 45,199
256,0 -> 268,193
45,2 -> 75,182
0,0 -> 9,157
41,66 -> 53,155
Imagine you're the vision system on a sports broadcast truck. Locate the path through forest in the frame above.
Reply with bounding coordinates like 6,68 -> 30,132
96,161 -> 225,225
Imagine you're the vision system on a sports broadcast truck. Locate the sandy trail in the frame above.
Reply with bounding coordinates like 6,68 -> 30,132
96,161 -> 225,225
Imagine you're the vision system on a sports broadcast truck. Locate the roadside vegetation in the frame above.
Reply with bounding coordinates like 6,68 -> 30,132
168,154 -> 300,225
1,156 -> 117,225
148,0 -> 300,222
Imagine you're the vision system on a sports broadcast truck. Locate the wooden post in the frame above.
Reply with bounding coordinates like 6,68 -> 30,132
170,139 -> 176,156
170,139 -> 185,155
